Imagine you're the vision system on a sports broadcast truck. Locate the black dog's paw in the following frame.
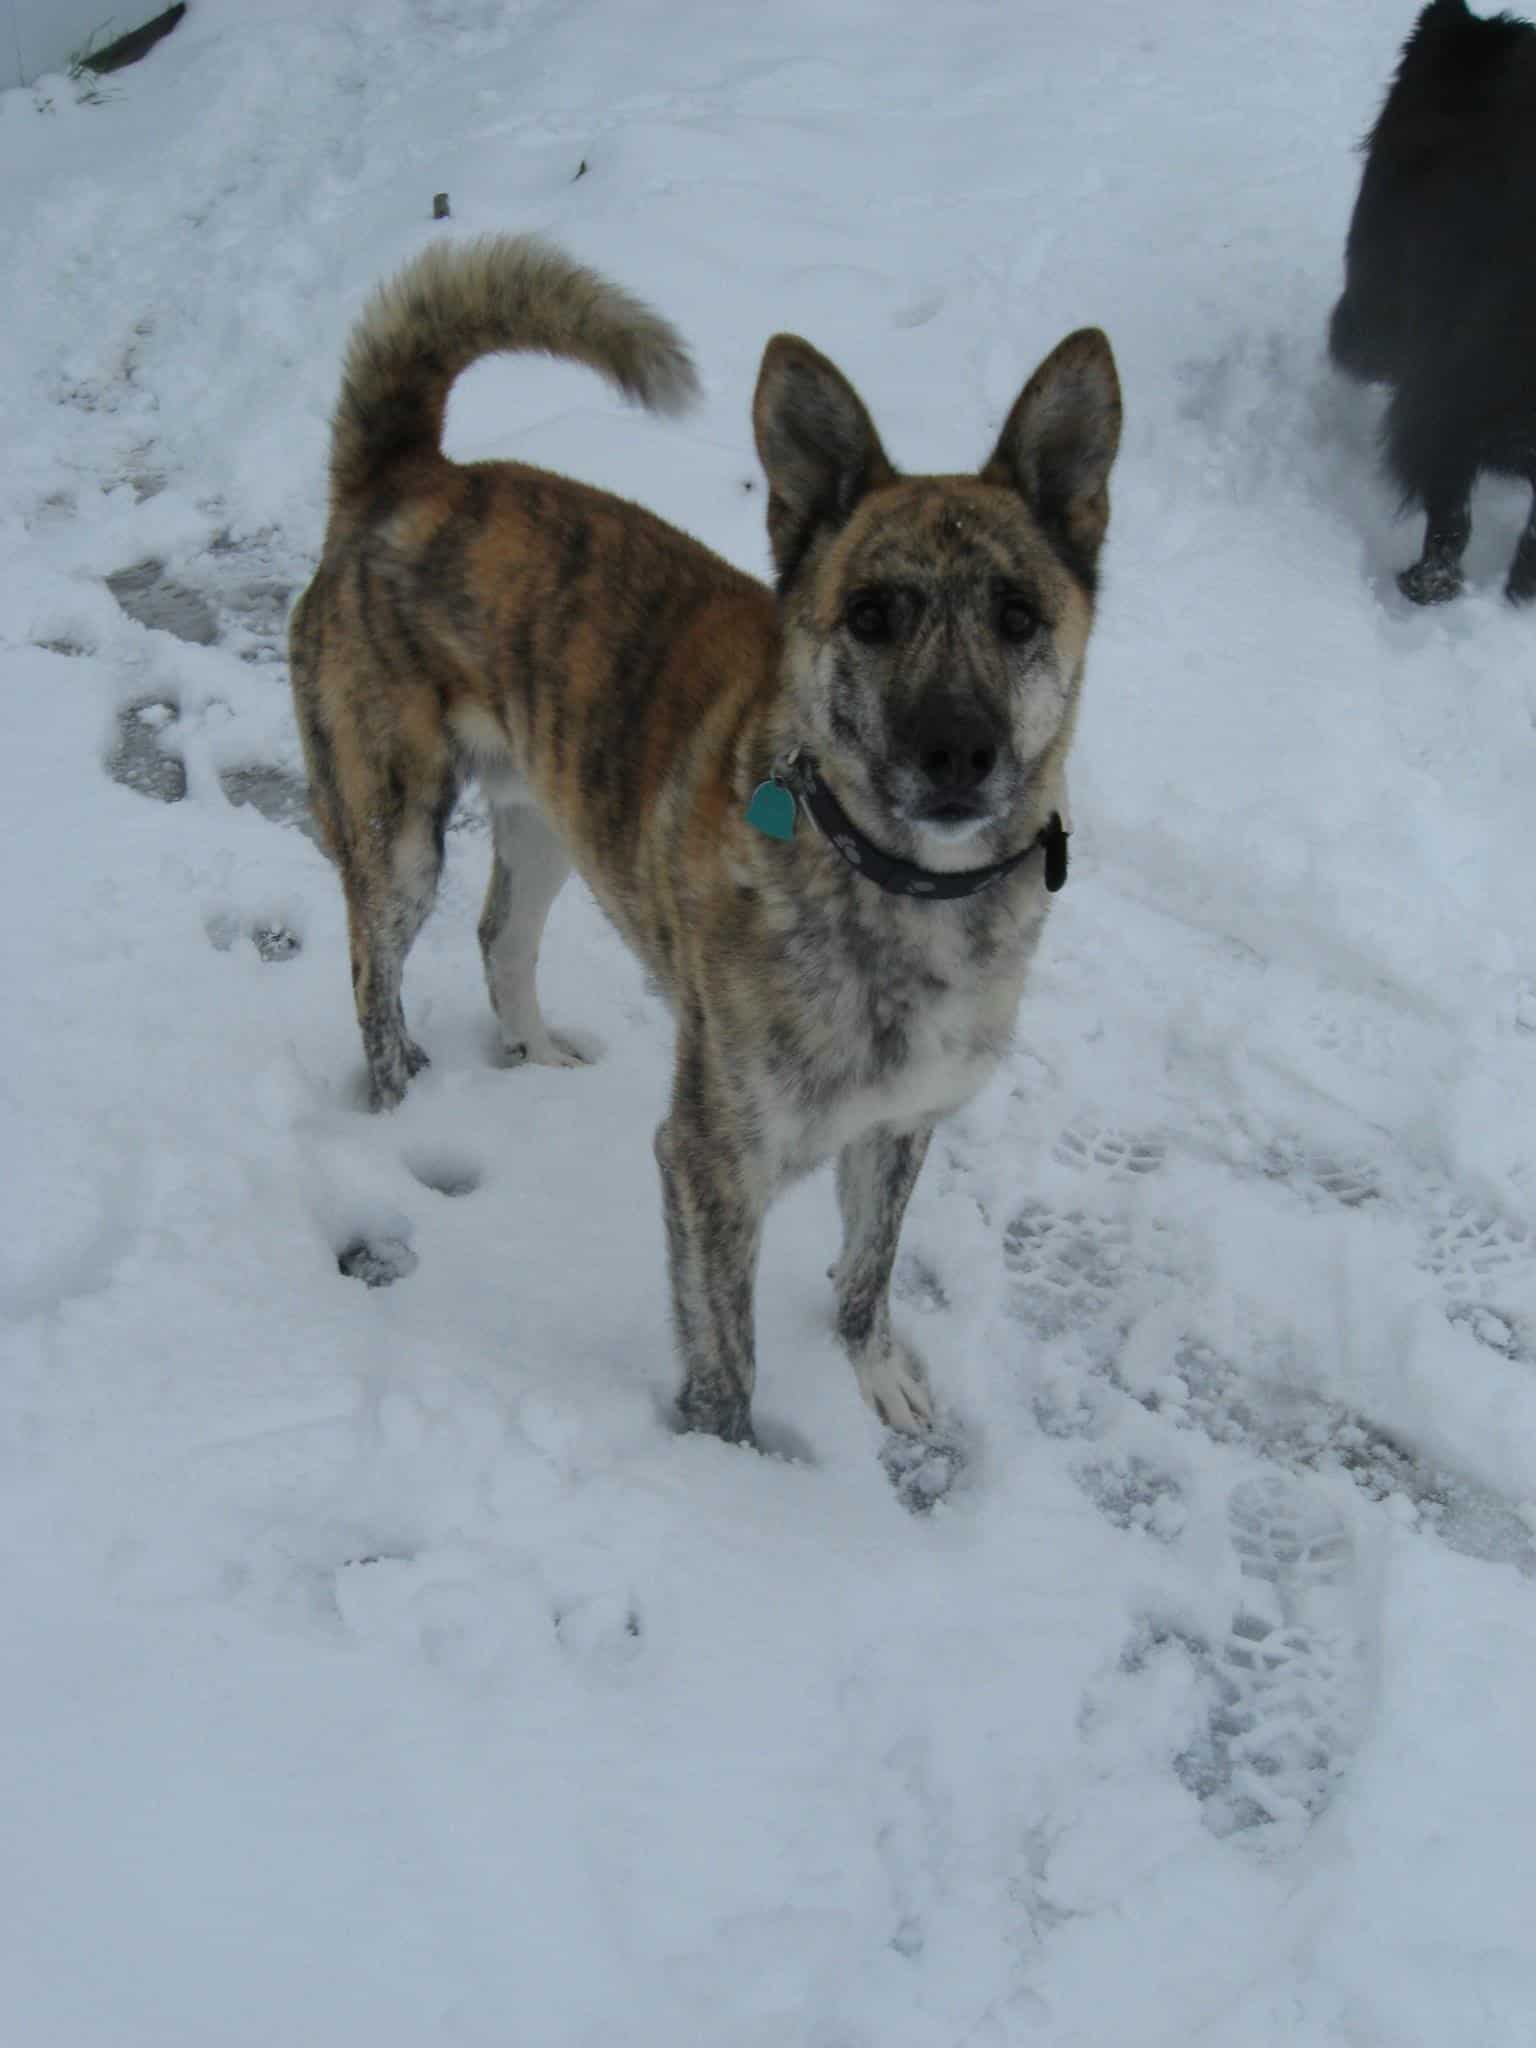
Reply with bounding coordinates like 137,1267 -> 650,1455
1397,557 -> 1464,607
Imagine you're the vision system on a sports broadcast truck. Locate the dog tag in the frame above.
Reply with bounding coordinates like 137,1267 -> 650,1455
745,779 -> 796,842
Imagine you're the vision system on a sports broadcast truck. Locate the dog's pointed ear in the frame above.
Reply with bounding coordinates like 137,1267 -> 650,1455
982,329 -> 1122,588
753,336 -> 895,592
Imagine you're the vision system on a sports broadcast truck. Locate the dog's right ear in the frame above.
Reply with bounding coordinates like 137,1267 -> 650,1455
753,336 -> 895,593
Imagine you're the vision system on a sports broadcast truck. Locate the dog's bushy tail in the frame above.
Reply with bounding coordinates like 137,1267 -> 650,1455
328,235 -> 701,511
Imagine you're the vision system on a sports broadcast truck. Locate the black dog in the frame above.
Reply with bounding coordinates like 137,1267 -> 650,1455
1330,0 -> 1536,605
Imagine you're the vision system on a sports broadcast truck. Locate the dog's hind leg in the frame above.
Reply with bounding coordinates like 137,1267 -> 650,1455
479,802 -> 583,1068
832,1122 -> 934,1434
1505,484 -> 1536,605
655,1046 -> 769,1445
288,593 -> 431,1111
339,762 -> 456,1112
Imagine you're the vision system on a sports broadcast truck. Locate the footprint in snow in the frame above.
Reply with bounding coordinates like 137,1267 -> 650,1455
998,1127 -> 1166,1355
106,559 -> 219,645
552,1594 -> 644,1679
1419,1196 -> 1533,1364
1003,1197 -> 1133,1349
204,909 -> 302,961
1262,1136 -> 1533,1362
251,922 -> 302,962
220,761 -> 322,844
404,1150 -> 484,1199
1255,1133 -> 1388,1215
1052,1120 -> 1167,1180
1112,1333 -> 1536,1575
1177,1473 -> 1368,1842
337,1234 -> 418,1288
108,697 -> 186,804
106,548 -> 295,664
1073,1452 -> 1186,1541
335,1555 -> 513,1677
881,1424 -> 966,1513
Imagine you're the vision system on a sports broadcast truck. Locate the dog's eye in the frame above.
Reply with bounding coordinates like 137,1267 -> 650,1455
997,595 -> 1038,644
845,592 -> 894,645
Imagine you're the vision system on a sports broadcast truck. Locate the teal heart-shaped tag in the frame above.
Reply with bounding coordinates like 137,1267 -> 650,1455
745,779 -> 796,842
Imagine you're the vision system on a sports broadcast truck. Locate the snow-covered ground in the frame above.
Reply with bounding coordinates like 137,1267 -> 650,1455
3,1 -> 1535,2039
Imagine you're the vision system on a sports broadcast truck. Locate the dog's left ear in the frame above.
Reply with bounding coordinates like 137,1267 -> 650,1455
982,329 -> 1122,588
753,335 -> 896,592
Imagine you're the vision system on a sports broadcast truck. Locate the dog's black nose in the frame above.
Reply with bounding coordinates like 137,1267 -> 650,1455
908,702 -> 1000,798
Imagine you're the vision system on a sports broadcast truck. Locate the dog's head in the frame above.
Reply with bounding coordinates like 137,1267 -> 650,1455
753,328 -> 1120,866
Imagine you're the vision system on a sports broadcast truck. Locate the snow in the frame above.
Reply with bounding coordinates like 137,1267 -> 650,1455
2,0 -> 1534,2040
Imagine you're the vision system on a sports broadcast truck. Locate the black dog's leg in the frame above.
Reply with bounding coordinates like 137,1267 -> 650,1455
1506,484 -> 1536,606
1398,485 -> 1472,606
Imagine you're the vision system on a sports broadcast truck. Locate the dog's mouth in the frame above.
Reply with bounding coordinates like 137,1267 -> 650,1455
911,797 -> 996,843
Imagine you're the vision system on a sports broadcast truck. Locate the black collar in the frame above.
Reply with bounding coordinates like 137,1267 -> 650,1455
785,757 -> 1068,901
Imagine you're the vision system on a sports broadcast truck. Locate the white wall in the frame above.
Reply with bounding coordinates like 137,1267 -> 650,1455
3,1 -> 171,90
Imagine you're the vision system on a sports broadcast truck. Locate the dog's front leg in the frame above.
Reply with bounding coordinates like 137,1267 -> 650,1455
655,1057 -> 769,1446
833,1122 -> 934,1434
1398,484 -> 1472,606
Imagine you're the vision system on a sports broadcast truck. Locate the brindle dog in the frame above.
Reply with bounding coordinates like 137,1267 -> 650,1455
290,235 -> 1121,1445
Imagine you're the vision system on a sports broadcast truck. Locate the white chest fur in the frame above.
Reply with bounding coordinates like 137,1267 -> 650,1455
763,931 -> 1040,1180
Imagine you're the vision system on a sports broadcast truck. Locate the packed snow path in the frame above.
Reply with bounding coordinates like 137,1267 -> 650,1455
2,2 -> 1534,2042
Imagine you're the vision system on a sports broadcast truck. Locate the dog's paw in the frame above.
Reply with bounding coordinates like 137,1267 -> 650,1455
367,1074 -> 408,1114
674,1399 -> 757,1449
498,1028 -> 589,1071
366,1047 -> 428,1113
855,1337 -> 933,1435
1397,556 -> 1463,606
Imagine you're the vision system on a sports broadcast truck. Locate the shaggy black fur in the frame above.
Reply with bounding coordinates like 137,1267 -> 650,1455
1329,0 -> 1536,604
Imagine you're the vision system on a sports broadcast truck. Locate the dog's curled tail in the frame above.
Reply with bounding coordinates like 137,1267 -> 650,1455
328,234 -> 701,510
